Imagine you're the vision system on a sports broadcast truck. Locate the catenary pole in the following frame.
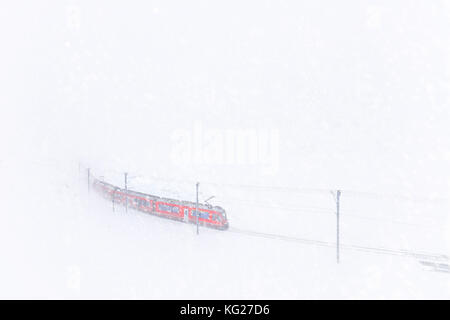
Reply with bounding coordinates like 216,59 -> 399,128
112,188 -> 116,212
87,168 -> 90,194
125,172 -> 128,212
196,182 -> 199,235
337,190 -> 341,264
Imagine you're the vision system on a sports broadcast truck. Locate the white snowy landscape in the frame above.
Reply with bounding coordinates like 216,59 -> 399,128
0,1 -> 449,299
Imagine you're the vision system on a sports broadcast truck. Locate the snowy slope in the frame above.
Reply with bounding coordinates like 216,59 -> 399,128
0,159 -> 448,299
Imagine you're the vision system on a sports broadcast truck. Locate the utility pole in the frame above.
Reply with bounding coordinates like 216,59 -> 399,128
87,168 -> 90,194
196,182 -> 199,235
124,172 -> 128,212
336,190 -> 341,264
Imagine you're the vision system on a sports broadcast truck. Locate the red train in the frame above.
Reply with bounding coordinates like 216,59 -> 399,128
91,177 -> 229,230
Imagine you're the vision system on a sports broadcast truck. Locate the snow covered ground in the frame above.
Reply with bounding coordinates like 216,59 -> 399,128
1,1 -> 449,298
0,159 -> 448,299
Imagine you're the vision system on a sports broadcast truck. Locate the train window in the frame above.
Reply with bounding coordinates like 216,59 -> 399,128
158,203 -> 179,214
197,211 -> 210,220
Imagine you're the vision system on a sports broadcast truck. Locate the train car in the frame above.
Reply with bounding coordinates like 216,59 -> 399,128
91,177 -> 229,230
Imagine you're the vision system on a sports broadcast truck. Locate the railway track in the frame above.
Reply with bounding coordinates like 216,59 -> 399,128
227,227 -> 449,263
81,166 -> 449,265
